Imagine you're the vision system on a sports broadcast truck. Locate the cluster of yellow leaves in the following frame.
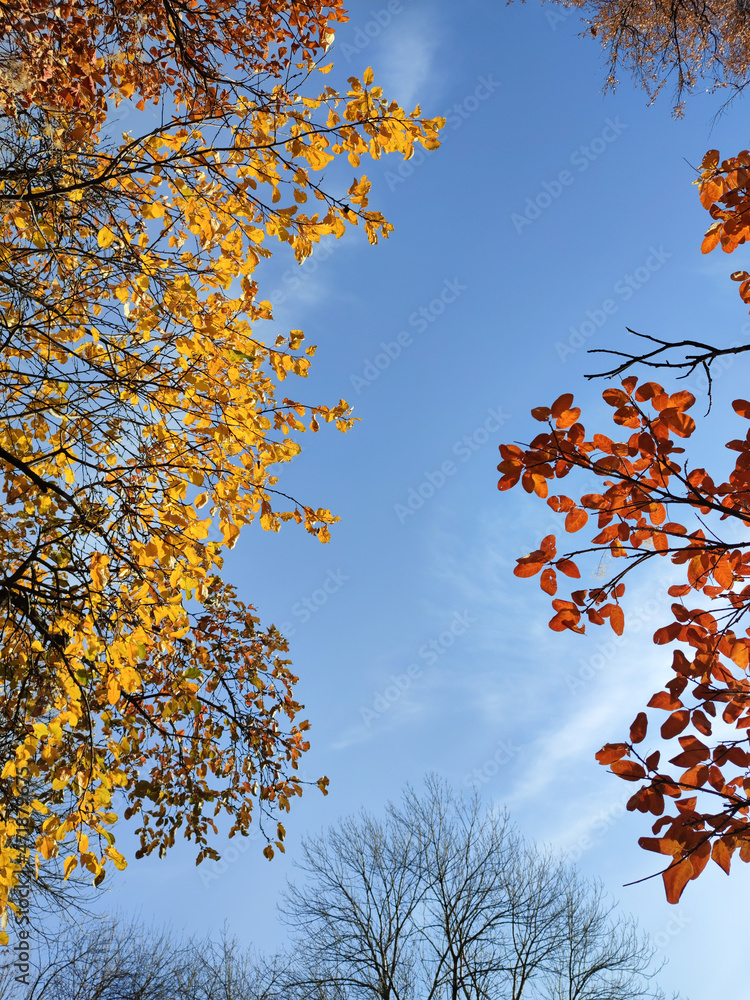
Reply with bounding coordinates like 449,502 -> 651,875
0,0 -> 442,932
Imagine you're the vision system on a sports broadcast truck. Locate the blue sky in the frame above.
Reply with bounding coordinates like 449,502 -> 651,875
95,3 -> 750,996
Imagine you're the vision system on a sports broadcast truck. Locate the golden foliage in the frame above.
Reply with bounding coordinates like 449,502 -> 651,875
0,0 -> 442,931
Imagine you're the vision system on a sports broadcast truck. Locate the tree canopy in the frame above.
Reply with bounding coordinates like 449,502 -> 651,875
543,0 -> 750,110
0,0 -> 442,932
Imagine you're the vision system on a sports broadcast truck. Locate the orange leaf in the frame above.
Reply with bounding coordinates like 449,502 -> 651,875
649,690 -> 682,711
663,859 -> 693,903
639,836 -> 673,855
556,407 -> 581,429
540,567 -> 557,596
733,399 -> 750,419
609,604 -> 624,636
602,388 -> 628,408
550,393 -> 574,418
514,559 -> 543,579
668,390 -> 695,412
701,227 -> 721,254
729,642 -> 750,670
531,406 -> 551,421
596,742 -> 629,765
565,509 -> 588,533
712,838 -> 732,875
540,534 -> 557,556
634,381 -> 664,402
610,759 -> 646,781
630,712 -> 648,744
557,558 -> 580,578
549,609 -> 583,633
653,622 -> 681,644
661,709 -> 690,739
701,149 -> 720,169
591,434 -> 613,454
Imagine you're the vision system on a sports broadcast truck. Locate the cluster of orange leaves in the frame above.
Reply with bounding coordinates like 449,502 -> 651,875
497,135 -> 750,902
499,376 -> 750,902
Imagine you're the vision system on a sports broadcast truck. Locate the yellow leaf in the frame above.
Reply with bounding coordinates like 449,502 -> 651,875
107,847 -> 128,870
90,552 -> 111,591
97,226 -> 116,248
221,522 -> 241,549
119,666 -> 141,694
142,202 -> 165,219
363,66 -> 374,86
107,677 -> 121,705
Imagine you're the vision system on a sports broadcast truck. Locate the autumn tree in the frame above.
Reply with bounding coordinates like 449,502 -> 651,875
539,0 -> 750,110
498,1 -> 750,905
0,0 -> 443,931
497,139 -> 750,903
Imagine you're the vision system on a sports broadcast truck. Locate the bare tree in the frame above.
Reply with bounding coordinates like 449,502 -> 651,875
281,807 -> 424,1000
4,780 -> 682,1000
280,776 -> 674,1000
7,915 -> 283,1000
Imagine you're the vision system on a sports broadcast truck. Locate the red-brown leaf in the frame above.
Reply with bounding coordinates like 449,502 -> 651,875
712,838 -> 733,875
550,393 -> 574,418
610,759 -> 646,781
661,709 -> 690,739
557,558 -> 580,579
596,742 -> 629,765
540,567 -> 557,596
630,712 -> 648,744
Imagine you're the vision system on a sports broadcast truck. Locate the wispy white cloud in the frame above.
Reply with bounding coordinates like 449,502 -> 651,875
377,15 -> 440,111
